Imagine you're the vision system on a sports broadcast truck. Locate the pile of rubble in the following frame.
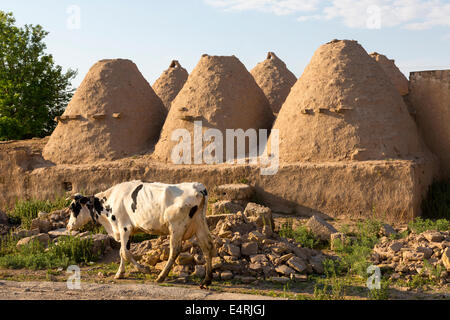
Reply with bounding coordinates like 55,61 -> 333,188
136,186 -> 331,284
372,230 -> 450,282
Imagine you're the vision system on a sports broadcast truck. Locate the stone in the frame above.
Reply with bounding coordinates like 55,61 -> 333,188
223,243 -> 241,258
241,242 -> 258,256
423,231 -> 445,243
244,202 -> 274,231
271,242 -> 291,255
192,265 -> 206,278
330,232 -> 345,250
155,261 -> 167,271
220,271 -> 233,280
215,184 -> 254,201
250,254 -> 268,264
293,274 -> 308,282
278,253 -> 294,264
130,240 -> 152,260
275,265 -> 295,277
309,255 -> 325,274
30,218 -> 53,233
48,228 -> 79,238
403,251 -> 425,261
416,246 -> 433,259
389,241 -> 403,253
176,252 -> 194,265
249,263 -> 263,273
38,211 -> 49,219
12,229 -> 39,240
381,224 -> 397,237
211,201 -> 244,215
305,215 -> 338,242
287,256 -> 308,273
16,233 -> 50,249
141,250 -> 160,266
271,277 -> 290,285
212,257 -> 223,269
248,231 -> 265,242
194,254 -> 205,265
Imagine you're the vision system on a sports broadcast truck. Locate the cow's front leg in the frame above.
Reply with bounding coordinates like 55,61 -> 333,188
115,246 -> 126,279
156,227 -> 184,283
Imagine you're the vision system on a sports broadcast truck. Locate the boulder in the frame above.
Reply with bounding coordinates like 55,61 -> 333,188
305,215 -> 338,242
131,240 -> 152,260
241,242 -> 258,256
244,202 -> 274,231
48,228 -> 79,238
287,256 -> 308,273
215,184 -> 254,201
220,271 -> 233,280
16,233 -> 50,249
141,250 -> 160,266
223,243 -> 241,258
271,277 -> 290,285
30,218 -> 53,233
423,231 -> 445,243
275,265 -> 295,277
176,252 -> 194,265
192,265 -> 206,278
211,201 -> 244,215
381,224 -> 397,237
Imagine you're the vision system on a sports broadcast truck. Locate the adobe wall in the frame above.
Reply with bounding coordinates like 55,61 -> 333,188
0,139 -> 437,223
409,70 -> 450,179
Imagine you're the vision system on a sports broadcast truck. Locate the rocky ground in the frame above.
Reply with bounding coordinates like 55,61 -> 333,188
0,183 -> 449,300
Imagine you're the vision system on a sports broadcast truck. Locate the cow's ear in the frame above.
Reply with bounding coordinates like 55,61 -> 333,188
79,197 -> 90,205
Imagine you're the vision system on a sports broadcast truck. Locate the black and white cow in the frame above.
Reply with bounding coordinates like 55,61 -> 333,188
66,180 -> 215,286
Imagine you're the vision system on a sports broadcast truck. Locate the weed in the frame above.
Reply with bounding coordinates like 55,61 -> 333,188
7,196 -> 70,229
408,217 -> 450,233
279,220 -> 321,249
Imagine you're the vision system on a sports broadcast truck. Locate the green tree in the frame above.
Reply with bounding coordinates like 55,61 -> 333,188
0,11 -> 76,140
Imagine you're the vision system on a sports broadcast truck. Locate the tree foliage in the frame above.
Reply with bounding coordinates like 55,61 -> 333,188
0,11 -> 76,140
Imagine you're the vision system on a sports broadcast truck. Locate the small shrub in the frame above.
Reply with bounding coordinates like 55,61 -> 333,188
367,279 -> 390,300
8,196 -> 70,229
131,233 -> 158,243
279,220 -> 321,249
408,217 -> 450,234
0,236 -> 99,270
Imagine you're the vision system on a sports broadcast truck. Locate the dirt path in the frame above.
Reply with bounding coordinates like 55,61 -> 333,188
0,280 -> 284,300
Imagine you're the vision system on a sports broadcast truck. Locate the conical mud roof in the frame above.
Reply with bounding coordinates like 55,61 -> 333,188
153,54 -> 274,163
43,59 -> 167,164
370,52 -> 409,96
250,52 -> 297,113
269,40 -> 430,163
153,60 -> 189,110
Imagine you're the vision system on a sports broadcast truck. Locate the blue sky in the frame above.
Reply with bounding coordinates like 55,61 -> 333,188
3,0 -> 450,88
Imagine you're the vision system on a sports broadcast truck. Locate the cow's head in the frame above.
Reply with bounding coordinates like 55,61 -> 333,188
66,194 -> 94,231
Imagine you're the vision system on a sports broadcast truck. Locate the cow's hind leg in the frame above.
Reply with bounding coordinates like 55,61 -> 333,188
156,227 -> 184,283
196,219 -> 215,287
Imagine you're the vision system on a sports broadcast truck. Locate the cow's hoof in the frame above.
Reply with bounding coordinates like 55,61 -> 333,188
114,273 -> 125,280
155,276 -> 165,283
199,285 -> 208,290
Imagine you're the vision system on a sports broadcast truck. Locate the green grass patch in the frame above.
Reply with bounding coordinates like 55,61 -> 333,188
408,217 -> 450,233
7,195 -> 70,229
0,235 -> 100,270
279,219 -> 322,249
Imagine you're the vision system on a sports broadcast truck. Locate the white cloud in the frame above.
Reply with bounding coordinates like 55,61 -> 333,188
204,0 -> 319,15
204,0 -> 450,29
